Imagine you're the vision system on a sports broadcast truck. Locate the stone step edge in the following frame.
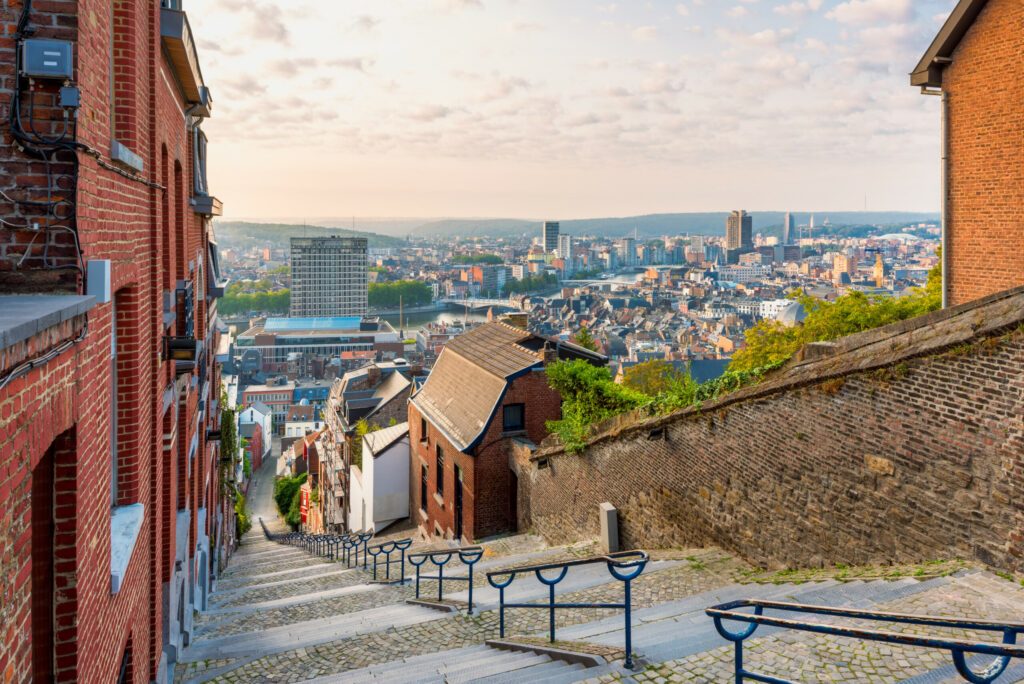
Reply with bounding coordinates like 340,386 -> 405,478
406,598 -> 459,613
485,639 -> 606,668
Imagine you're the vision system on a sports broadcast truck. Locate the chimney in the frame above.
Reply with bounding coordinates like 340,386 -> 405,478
501,313 -> 529,330
366,365 -> 382,387
542,341 -> 558,366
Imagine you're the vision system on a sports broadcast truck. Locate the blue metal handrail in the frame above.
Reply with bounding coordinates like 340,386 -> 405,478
341,531 -> 374,568
706,599 -> 1024,684
366,539 -> 413,583
485,550 -> 648,669
408,546 -> 484,614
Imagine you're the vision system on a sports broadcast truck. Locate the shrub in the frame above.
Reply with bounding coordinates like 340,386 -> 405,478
274,473 -> 307,517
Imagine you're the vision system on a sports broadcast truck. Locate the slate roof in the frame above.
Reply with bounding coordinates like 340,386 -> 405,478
414,321 -> 606,452
364,422 -> 410,456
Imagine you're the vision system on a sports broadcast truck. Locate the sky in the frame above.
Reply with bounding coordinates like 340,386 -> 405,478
190,0 -> 958,221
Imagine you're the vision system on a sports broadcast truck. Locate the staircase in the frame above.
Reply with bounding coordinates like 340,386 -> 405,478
315,645 -> 606,684
176,462 -> 1024,683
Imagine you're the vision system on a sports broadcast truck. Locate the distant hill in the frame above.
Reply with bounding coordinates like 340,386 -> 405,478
411,212 -> 939,239
214,221 -> 407,249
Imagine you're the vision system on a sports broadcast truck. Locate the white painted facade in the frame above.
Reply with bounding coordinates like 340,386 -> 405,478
347,423 -> 410,533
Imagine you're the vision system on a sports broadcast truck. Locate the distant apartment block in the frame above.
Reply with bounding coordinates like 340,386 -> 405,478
542,221 -> 560,253
290,236 -> 369,317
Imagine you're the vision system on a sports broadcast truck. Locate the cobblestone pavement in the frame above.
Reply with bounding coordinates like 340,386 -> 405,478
580,571 -> 1024,684
182,551 -> 748,682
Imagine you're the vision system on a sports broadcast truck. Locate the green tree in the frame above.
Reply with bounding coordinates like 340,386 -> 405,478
622,360 -> 686,396
572,326 -> 598,352
273,473 -> 307,517
452,254 -> 503,265
545,360 -> 650,454
505,273 -> 558,294
351,419 -> 381,470
368,280 -> 433,308
728,264 -> 941,373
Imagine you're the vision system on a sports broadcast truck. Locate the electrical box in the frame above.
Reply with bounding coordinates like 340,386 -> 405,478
87,260 -> 111,305
21,39 -> 74,80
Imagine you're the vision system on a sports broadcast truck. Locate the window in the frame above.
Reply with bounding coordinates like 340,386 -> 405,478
420,464 -> 428,512
503,404 -> 525,432
436,445 -> 444,496
420,417 -> 428,443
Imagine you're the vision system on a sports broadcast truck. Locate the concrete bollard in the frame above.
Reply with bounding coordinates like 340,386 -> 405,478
599,502 -> 619,553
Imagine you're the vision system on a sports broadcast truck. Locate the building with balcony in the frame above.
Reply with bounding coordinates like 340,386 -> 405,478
290,236 -> 368,317
0,1 -> 227,681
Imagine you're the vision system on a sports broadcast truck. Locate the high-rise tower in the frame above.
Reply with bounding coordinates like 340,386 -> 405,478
542,221 -> 560,253
726,210 -> 753,253
783,212 -> 795,245
290,236 -> 369,317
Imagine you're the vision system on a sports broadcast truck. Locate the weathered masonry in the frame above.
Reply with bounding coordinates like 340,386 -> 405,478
516,286 -> 1024,573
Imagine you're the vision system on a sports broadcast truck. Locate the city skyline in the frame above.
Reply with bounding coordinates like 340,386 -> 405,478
193,0 -> 958,220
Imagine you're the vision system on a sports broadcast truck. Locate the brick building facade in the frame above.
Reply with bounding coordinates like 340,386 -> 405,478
408,321 -> 605,542
0,2 -> 226,683
912,0 -> 1024,306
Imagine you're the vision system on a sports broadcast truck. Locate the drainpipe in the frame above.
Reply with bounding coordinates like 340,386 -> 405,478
940,91 -> 949,309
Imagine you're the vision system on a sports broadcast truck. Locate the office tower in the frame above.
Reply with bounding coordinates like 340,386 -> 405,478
557,234 -> 573,259
542,221 -> 560,253
783,212 -> 795,245
290,236 -> 369,317
618,237 -> 636,266
726,210 -> 753,252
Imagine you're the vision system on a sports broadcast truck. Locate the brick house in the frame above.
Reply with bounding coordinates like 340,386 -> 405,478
912,0 -> 1024,306
408,320 -> 605,542
0,2 -> 225,682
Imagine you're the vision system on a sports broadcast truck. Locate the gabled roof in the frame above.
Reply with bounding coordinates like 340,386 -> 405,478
364,422 -> 409,455
241,401 -> 272,418
412,320 -> 607,452
910,0 -> 988,88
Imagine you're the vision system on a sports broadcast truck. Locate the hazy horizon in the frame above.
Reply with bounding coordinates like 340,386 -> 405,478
193,0 -> 957,219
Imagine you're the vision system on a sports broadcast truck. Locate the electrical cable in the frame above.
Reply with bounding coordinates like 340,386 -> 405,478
0,320 -> 88,393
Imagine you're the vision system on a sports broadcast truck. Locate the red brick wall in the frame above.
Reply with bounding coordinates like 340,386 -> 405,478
0,1 -> 225,681
943,0 -> 1024,305
410,368 -> 563,541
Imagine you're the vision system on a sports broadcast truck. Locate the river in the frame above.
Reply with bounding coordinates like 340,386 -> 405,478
380,308 -> 491,333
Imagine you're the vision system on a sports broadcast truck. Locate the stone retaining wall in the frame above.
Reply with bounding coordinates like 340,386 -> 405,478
515,289 -> 1024,572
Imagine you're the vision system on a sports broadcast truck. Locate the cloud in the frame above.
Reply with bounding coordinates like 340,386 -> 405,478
408,105 -> 455,122
632,25 -> 658,41
727,6 -> 749,18
439,0 -> 482,10
326,57 -> 375,73
218,0 -> 290,43
268,58 -> 318,77
827,0 -> 913,25
773,0 -> 823,17
349,15 -> 381,32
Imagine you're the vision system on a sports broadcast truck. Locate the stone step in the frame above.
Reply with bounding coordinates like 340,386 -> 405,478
555,576 -> 945,669
215,558 -> 347,589
469,656 -> 581,684
211,565 -> 363,601
181,602 -> 445,663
